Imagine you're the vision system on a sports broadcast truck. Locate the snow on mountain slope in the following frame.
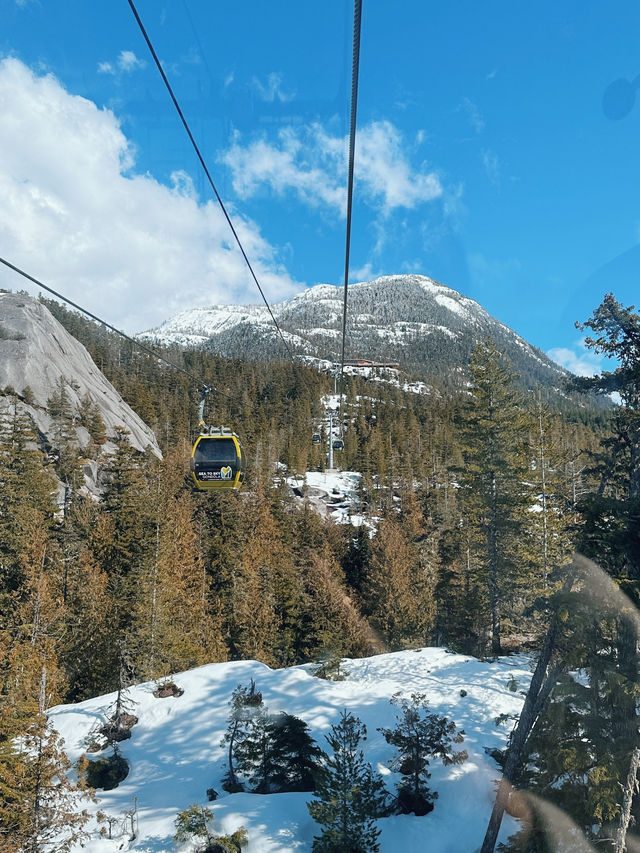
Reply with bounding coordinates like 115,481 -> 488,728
50,648 -> 532,852
140,274 -> 568,395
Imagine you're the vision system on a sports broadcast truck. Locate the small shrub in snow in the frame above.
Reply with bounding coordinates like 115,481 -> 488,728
173,804 -> 247,852
153,678 -> 184,698
312,648 -> 346,681
84,748 -> 129,791
378,692 -> 467,816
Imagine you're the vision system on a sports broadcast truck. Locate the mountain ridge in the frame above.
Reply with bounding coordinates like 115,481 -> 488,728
141,274 -> 570,396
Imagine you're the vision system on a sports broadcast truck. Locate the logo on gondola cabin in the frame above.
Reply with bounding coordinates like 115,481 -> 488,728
221,466 -> 232,480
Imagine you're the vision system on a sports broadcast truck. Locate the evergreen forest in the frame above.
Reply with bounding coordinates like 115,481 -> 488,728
1,291 -> 640,851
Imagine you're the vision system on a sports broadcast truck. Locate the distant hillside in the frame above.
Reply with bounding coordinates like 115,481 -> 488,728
141,274 -> 580,401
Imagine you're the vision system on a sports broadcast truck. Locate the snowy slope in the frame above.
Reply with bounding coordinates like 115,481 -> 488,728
139,274 -> 569,398
50,648 -> 532,853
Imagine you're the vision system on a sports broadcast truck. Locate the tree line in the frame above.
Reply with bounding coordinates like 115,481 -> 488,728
0,290 -> 633,850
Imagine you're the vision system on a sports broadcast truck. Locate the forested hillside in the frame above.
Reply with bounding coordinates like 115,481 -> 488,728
3,291 -> 638,851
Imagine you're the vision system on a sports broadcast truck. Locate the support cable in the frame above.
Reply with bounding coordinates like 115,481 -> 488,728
338,0 -> 363,436
126,0 -> 295,363
0,255 -> 231,401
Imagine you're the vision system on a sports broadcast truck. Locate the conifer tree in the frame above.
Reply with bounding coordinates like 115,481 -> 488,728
229,493 -> 289,665
0,398 -> 56,595
232,709 -> 322,794
46,377 -> 80,491
93,426 -> 150,633
341,523 -> 372,598
307,711 -> 388,853
365,515 -> 432,649
434,519 -> 486,654
525,390 -> 575,596
77,392 -> 106,448
129,454 -> 226,680
221,681 -> 264,793
263,712 -> 322,793
59,546 -> 116,701
379,692 -> 467,815
5,713 -> 92,853
457,342 -> 531,654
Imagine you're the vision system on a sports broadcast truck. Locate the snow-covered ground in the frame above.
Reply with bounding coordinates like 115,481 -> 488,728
50,648 -> 532,853
287,469 -> 373,528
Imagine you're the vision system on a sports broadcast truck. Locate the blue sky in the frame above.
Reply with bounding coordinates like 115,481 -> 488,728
2,1 -> 639,374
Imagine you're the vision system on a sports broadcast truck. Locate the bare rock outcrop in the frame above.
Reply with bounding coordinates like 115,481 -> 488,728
0,291 -> 161,460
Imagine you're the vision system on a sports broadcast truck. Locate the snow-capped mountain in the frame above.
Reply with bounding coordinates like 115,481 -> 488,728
141,274 -> 568,393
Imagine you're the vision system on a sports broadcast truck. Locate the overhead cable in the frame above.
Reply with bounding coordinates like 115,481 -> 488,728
338,0 -> 363,433
0,255 -> 231,400
126,0 -> 296,363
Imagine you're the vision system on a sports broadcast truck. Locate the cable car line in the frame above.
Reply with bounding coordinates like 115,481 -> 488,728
0,255 -> 231,401
126,0 -> 295,365
337,0 -> 363,438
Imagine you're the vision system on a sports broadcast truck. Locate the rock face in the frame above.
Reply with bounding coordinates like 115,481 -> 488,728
0,291 -> 160,456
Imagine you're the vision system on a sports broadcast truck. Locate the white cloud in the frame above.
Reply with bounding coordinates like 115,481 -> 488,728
222,120 -> 442,214
0,58 -> 301,333
351,261 -> 376,281
250,72 -> 295,103
459,97 -> 485,134
481,148 -> 500,186
98,50 -> 146,76
547,341 -> 606,377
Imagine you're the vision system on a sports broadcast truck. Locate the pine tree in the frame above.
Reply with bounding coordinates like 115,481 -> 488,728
570,293 -> 640,588
221,681 -> 264,793
93,426 -> 151,634
0,398 -> 56,596
58,546 -> 116,701
234,710 -> 321,794
307,711 -> 388,853
525,389 -> 575,596
77,392 -> 106,448
379,692 -> 467,815
129,453 -> 226,681
457,341 -> 532,654
365,515 -> 433,649
46,377 -> 80,491
263,713 -> 322,793
6,712 -> 92,853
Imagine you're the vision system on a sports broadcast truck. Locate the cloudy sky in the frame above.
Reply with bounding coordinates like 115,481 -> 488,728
2,1 -> 640,373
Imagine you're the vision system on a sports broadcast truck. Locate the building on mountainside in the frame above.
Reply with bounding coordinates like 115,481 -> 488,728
344,359 -> 400,370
